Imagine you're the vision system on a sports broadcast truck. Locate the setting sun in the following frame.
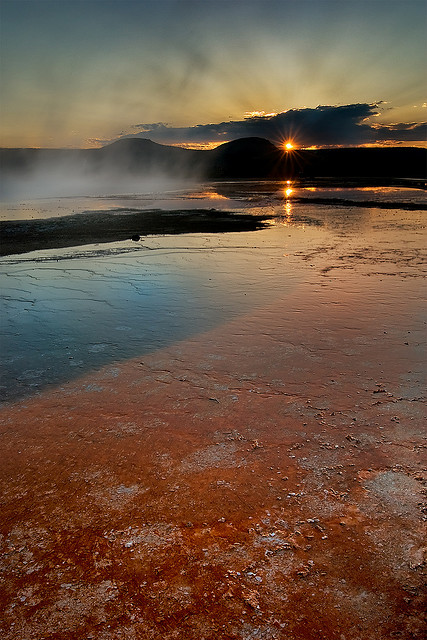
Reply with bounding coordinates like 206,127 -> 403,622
284,142 -> 295,151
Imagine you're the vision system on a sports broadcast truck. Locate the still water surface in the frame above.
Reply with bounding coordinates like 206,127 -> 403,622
0,183 -> 425,402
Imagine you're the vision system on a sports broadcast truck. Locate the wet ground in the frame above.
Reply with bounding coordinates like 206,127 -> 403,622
0,183 -> 426,639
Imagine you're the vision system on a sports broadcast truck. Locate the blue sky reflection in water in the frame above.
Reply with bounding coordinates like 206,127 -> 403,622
0,230 -> 303,402
1,184 -> 425,403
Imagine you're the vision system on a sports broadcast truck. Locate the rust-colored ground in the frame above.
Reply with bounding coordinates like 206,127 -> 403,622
1,260 -> 426,638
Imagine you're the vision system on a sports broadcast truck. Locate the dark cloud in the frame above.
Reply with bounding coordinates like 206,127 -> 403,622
131,123 -> 169,131
113,104 -> 426,147
370,122 -> 427,142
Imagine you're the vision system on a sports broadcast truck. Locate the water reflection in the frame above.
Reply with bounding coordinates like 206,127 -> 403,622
2,182 -> 424,224
0,233 -> 301,403
1,183 -> 425,403
274,182 -> 321,229
275,192 -> 294,226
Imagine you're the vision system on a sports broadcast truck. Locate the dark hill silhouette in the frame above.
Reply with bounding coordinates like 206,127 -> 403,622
208,139 -> 426,180
290,147 -> 427,180
206,137 -> 283,179
1,138 -> 425,186
94,138 -> 206,178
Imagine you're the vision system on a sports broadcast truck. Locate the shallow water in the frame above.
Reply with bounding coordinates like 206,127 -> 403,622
0,182 -> 425,222
0,232 -> 304,401
0,183 -> 425,402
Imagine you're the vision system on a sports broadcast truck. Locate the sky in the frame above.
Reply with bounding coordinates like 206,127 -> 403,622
0,0 -> 426,149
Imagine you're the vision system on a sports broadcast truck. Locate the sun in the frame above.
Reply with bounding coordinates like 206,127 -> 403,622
284,141 -> 295,151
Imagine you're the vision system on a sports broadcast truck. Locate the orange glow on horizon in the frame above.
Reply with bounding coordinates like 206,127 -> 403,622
171,141 -> 225,150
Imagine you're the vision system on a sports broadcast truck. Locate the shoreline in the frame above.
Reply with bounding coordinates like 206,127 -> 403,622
0,208 -> 269,257
1,187 -> 426,258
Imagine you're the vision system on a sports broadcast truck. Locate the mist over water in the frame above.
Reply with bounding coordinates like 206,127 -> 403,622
1,160 -> 195,201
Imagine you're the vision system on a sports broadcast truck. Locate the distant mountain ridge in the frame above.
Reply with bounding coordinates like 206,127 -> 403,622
1,137 -> 426,182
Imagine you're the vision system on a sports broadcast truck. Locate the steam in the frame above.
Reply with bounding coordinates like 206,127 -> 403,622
0,148 -> 199,202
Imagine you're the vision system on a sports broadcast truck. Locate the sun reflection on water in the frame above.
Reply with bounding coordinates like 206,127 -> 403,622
283,180 -> 294,200
275,182 -> 295,226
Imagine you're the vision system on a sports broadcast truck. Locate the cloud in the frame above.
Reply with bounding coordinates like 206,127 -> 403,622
111,102 -> 426,147
370,122 -> 427,142
111,103 -> 426,148
131,122 -> 169,131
